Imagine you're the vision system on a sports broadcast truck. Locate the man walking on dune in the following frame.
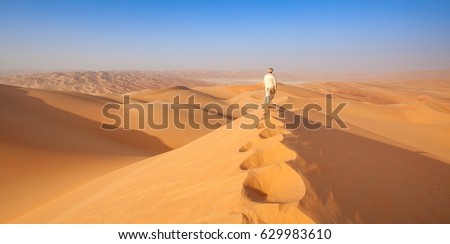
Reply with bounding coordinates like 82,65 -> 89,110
263,67 -> 278,105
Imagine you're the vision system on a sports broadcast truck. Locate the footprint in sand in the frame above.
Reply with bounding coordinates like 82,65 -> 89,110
242,203 -> 314,224
239,142 -> 252,152
242,162 -> 306,203
259,128 -> 281,138
240,142 -> 296,170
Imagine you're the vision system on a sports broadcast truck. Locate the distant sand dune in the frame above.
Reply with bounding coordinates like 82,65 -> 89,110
0,71 -> 213,95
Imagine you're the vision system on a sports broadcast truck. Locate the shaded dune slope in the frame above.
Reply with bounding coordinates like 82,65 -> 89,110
280,109 -> 450,223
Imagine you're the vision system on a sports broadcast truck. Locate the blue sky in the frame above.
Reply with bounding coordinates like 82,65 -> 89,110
1,0 -> 450,72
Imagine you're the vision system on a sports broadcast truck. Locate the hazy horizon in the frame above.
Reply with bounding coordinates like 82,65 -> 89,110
1,0 -> 450,73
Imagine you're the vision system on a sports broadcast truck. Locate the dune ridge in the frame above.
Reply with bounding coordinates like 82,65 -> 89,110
240,108 -> 314,223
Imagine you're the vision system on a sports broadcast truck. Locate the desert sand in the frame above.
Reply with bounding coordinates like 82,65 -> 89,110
0,71 -> 449,223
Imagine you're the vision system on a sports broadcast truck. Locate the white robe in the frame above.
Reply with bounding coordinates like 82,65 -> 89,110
263,73 -> 277,97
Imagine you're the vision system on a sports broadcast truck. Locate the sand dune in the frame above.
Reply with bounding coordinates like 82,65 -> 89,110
0,71 -> 212,95
1,76 -> 449,223
0,84 -> 219,222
